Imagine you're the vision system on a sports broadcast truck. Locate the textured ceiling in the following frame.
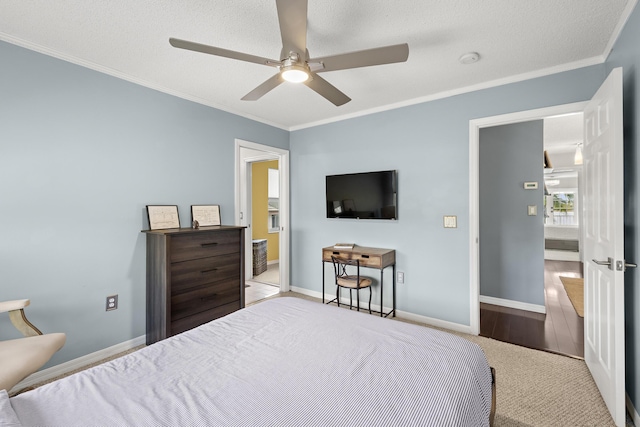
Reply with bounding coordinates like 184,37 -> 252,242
0,0 -> 636,130
545,114 -> 583,154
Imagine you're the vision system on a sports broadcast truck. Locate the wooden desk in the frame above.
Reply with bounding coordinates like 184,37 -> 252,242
322,246 -> 396,317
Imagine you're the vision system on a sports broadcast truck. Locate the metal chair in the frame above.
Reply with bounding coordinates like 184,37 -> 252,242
329,256 -> 373,313
0,299 -> 66,392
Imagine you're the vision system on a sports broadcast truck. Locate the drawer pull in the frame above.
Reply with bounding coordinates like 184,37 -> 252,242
361,254 -> 370,258
201,268 -> 218,274
200,294 -> 218,302
332,251 -> 340,255
201,242 -> 219,247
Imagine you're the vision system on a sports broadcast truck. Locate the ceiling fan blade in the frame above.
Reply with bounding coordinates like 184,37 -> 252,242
311,43 -> 409,73
169,38 -> 279,67
276,0 -> 308,58
241,73 -> 285,101
304,74 -> 351,106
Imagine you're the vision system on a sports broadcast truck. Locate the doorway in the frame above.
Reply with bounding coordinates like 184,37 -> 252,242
469,101 -> 588,335
474,112 -> 586,358
235,139 -> 290,305
247,160 -> 281,303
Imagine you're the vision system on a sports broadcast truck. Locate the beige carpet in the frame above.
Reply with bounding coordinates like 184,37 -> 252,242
22,291 -> 631,426
560,276 -> 584,317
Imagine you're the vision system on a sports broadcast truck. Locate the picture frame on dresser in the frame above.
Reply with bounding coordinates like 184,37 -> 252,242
191,204 -> 221,227
146,205 -> 180,230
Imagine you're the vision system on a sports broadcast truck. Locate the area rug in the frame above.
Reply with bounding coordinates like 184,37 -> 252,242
560,276 -> 584,317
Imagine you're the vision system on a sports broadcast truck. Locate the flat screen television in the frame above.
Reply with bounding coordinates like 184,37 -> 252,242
326,170 -> 397,219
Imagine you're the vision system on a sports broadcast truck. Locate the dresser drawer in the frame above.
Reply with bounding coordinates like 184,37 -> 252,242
171,253 -> 240,293
171,300 -> 241,336
171,278 -> 239,321
170,231 -> 240,262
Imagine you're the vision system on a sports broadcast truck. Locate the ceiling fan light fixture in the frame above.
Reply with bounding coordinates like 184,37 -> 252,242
574,143 -> 583,165
281,64 -> 309,83
282,66 -> 309,83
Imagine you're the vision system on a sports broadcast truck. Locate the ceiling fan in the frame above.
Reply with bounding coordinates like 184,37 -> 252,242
169,0 -> 409,106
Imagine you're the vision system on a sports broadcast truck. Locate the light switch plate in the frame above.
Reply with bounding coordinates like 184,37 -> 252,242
528,205 -> 537,216
443,215 -> 457,228
524,182 -> 538,189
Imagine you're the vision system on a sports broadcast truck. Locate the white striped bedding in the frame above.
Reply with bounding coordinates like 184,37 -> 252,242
4,297 -> 493,426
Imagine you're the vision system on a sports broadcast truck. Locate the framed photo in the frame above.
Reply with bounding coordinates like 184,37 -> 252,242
191,205 -> 221,227
146,205 -> 180,230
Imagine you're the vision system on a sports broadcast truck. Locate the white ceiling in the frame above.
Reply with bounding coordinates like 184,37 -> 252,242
0,0 -> 636,130
544,114 -> 583,155
544,114 -> 583,189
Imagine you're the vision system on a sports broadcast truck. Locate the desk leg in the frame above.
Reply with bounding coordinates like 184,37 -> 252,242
380,269 -> 384,317
322,261 -> 325,304
393,264 -> 396,317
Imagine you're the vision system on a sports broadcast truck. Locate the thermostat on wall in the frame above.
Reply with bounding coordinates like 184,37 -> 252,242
524,182 -> 538,189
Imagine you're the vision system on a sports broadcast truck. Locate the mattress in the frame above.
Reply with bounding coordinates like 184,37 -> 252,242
3,297 -> 493,426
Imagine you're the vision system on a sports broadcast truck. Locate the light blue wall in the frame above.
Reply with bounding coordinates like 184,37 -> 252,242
290,66 -> 605,326
479,121 -> 545,306
605,3 -> 640,414
0,40 -> 289,366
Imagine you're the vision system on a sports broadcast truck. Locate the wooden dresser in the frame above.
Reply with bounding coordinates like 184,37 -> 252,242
143,226 -> 245,345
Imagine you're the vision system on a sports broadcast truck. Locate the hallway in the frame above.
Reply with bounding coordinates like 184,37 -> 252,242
480,260 -> 584,358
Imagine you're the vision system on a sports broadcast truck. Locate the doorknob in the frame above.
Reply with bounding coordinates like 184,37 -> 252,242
616,260 -> 637,271
592,257 -> 613,270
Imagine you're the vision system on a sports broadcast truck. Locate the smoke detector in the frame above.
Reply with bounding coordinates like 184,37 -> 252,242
459,52 -> 480,64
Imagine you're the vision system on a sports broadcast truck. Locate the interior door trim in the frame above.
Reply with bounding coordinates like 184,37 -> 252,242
468,101 -> 588,335
235,138 -> 290,293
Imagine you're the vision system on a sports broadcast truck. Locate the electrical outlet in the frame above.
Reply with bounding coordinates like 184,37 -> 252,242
397,271 -> 405,284
106,295 -> 118,311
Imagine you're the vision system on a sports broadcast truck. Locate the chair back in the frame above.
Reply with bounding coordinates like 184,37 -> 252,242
331,256 -> 363,287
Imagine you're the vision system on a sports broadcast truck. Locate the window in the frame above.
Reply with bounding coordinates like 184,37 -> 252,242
545,192 -> 577,226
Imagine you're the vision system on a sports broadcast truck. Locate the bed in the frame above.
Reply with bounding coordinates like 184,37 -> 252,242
2,297 -> 495,426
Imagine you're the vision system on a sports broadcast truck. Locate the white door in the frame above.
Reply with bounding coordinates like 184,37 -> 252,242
582,67 -> 626,426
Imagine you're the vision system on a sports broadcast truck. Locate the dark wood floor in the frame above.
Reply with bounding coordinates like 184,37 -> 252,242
480,259 -> 584,358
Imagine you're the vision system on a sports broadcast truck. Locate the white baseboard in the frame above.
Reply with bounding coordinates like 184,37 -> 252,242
627,393 -> 640,426
290,286 -> 472,334
544,249 -> 581,262
396,309 -> 473,334
267,260 -> 279,265
10,335 -> 146,394
479,295 -> 546,314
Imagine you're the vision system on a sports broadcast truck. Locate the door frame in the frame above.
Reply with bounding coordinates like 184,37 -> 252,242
235,138 -> 290,292
468,101 -> 587,335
